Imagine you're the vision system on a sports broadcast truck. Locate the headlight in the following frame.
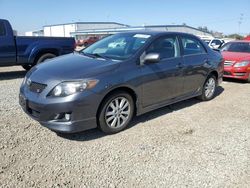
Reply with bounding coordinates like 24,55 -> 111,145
234,61 -> 250,67
49,79 -> 99,97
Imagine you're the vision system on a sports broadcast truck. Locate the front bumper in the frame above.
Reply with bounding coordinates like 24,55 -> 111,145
19,90 -> 101,133
223,66 -> 250,80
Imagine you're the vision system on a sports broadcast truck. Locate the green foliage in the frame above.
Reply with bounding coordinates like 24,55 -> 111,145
225,34 -> 244,40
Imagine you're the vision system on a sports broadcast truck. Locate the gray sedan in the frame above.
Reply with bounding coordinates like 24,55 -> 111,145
19,32 -> 224,134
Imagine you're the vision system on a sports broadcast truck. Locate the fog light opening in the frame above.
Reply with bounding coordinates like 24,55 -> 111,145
53,112 -> 71,121
65,113 -> 71,121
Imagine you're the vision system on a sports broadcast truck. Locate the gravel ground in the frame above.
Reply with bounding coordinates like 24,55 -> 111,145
0,66 -> 250,187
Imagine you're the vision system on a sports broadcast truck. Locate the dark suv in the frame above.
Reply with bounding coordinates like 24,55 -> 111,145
19,32 -> 224,134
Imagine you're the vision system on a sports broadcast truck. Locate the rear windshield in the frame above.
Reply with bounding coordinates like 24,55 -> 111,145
221,42 -> 250,53
0,22 -> 6,36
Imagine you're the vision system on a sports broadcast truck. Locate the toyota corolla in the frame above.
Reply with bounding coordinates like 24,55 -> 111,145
19,32 -> 223,134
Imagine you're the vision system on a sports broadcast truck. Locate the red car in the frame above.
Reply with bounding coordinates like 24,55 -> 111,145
221,40 -> 250,82
76,36 -> 99,47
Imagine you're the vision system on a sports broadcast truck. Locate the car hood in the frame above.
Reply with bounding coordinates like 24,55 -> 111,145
222,51 -> 250,62
29,53 -> 120,83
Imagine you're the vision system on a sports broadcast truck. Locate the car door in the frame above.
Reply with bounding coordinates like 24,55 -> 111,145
141,35 -> 184,107
0,21 -> 16,66
180,35 -> 209,95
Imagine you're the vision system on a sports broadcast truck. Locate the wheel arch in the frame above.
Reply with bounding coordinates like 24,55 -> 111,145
96,86 -> 138,120
29,48 -> 60,65
207,70 -> 219,83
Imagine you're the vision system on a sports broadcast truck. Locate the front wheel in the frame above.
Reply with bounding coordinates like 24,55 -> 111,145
22,64 -> 32,71
98,91 -> 134,134
198,75 -> 217,101
247,74 -> 250,83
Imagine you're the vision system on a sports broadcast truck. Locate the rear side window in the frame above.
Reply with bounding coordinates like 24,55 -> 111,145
146,36 -> 179,59
0,22 -> 6,36
181,37 -> 206,55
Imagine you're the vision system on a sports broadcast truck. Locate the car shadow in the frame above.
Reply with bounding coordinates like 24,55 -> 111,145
0,70 -> 27,80
57,86 -> 224,141
223,78 -> 248,84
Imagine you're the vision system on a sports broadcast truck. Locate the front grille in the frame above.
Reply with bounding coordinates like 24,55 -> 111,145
224,61 -> 235,67
29,82 -> 47,93
235,72 -> 246,76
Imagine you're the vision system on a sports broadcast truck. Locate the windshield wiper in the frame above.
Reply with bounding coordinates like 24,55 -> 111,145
79,51 -> 112,60
90,53 -> 111,60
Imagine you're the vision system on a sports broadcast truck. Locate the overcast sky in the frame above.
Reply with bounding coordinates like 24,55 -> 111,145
0,0 -> 249,35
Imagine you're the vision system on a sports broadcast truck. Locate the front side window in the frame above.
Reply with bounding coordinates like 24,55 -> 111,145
82,33 -> 151,61
182,37 -> 206,55
146,36 -> 179,59
0,22 -> 6,36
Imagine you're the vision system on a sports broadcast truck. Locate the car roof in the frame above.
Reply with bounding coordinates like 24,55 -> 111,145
230,40 -> 250,43
117,31 -> 198,38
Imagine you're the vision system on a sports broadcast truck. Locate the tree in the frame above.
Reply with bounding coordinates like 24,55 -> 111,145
226,34 -> 244,40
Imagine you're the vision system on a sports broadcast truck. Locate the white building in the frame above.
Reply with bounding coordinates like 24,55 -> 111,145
25,29 -> 44,36
42,22 -> 129,37
25,22 -> 213,39
71,25 -> 213,39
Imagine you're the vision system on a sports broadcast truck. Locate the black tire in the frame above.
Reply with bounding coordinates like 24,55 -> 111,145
36,53 -> 56,64
22,64 -> 32,71
98,91 -> 134,134
198,75 -> 217,101
84,42 -> 88,47
247,74 -> 250,83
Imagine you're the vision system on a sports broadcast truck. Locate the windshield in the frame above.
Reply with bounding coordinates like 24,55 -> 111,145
82,33 -> 151,60
221,42 -> 250,53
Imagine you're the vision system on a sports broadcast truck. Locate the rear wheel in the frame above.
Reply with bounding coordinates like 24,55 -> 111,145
36,53 -> 56,64
98,91 -> 134,134
21,53 -> 56,71
198,75 -> 217,101
22,64 -> 32,71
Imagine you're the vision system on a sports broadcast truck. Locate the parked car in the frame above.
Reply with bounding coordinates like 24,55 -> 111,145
19,32 -> 224,134
0,19 -> 75,70
221,40 -> 250,82
77,36 -> 99,47
203,38 -> 225,49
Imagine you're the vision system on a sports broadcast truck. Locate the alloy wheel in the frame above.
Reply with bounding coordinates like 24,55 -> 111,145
204,78 -> 216,98
105,97 -> 131,128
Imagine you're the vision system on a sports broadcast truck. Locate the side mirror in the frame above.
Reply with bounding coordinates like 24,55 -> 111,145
143,53 -> 160,64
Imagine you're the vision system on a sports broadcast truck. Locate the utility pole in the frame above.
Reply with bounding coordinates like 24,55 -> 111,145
238,13 -> 244,35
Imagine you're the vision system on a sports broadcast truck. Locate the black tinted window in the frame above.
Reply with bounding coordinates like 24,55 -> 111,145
0,22 -> 6,36
147,36 -> 179,59
182,37 -> 206,55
